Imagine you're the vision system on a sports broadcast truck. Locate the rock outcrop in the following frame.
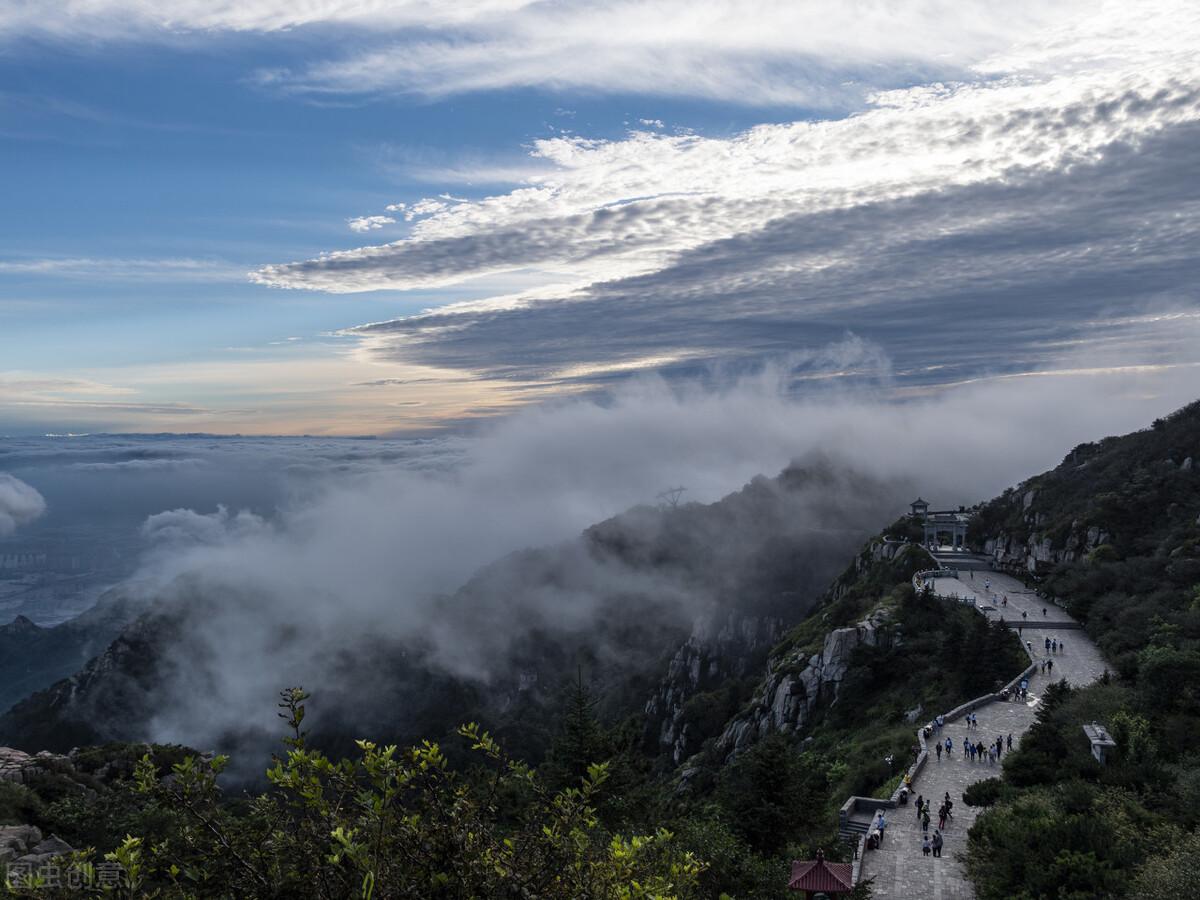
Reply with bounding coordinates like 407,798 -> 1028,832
984,520 -> 1112,571
0,825 -> 75,867
0,746 -> 70,784
714,607 -> 891,760
644,613 -> 785,764
0,748 -> 77,869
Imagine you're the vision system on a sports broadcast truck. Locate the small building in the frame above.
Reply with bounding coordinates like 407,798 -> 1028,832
788,849 -> 854,897
924,511 -> 969,551
1083,723 -> 1117,764
910,498 -> 969,550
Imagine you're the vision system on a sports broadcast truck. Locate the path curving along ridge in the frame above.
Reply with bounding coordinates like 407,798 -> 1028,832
857,559 -> 1110,900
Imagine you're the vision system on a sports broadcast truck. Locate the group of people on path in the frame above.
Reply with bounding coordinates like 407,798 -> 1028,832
934,731 -> 1013,763
914,793 -> 953,858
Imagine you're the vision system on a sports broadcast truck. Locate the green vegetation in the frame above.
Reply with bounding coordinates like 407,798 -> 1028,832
965,681 -> 1186,900
964,400 -> 1200,899
3,690 -> 706,899
0,534 -> 1032,899
0,404 -> 1194,896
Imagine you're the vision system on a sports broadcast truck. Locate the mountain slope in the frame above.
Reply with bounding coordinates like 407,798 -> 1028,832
0,584 -> 147,715
0,455 -> 914,761
970,398 -> 1200,677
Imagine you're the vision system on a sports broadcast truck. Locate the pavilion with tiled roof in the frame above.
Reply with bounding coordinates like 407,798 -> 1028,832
788,848 -> 854,897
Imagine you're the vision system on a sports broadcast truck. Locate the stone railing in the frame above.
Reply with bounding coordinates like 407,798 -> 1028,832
838,795 -> 896,883
911,568 -> 974,602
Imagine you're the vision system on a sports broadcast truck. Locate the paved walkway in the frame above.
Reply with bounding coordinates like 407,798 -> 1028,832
858,564 -> 1110,899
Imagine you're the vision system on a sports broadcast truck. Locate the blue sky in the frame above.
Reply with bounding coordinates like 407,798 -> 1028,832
1,1 -> 1198,435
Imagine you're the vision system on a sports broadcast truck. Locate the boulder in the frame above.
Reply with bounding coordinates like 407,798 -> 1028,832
29,835 -> 73,857
0,825 -> 41,852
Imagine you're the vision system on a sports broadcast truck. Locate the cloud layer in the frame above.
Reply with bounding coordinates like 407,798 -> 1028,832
244,2 -> 1200,395
119,356 -> 1199,750
3,2 -> 1084,107
0,474 -> 46,536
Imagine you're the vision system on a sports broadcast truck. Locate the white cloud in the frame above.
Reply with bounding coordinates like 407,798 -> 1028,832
142,504 -> 270,548
257,1 -> 1093,107
0,2 -> 1096,109
0,257 -> 240,282
253,3 -> 1200,297
113,353 -> 1200,750
347,215 -> 396,233
0,1 -> 536,39
0,473 -> 46,536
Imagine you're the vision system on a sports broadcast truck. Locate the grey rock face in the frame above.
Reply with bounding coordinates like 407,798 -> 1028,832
0,825 -> 43,851
645,613 -> 785,764
0,747 -> 74,784
713,608 -> 891,760
0,823 -> 72,869
29,836 -> 73,856
985,484 -> 1113,572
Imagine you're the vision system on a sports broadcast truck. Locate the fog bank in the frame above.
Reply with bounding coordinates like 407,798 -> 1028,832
118,349 -> 1200,751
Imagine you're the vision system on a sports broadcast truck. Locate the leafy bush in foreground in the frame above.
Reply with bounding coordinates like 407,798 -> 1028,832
5,689 -> 704,900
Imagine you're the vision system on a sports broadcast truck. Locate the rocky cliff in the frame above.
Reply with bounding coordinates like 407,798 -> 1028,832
0,457 -> 911,764
644,612 -> 785,764
714,607 -> 891,760
646,535 -> 927,771
983,495 -> 1113,571
971,401 -> 1200,573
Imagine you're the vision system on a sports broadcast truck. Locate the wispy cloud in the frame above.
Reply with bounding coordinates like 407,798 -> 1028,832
0,257 -> 242,283
242,2 -> 1200,401
347,215 -> 395,233
0,473 -> 45,536
253,4 -> 1200,299
253,1 -> 1087,107
2,2 -> 1089,108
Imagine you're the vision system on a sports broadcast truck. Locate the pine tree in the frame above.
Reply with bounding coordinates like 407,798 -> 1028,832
550,666 -> 605,783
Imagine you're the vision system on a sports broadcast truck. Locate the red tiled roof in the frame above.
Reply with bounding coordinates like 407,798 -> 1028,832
788,856 -> 854,893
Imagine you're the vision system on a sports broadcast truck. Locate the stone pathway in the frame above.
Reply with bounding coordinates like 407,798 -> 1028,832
858,565 -> 1110,899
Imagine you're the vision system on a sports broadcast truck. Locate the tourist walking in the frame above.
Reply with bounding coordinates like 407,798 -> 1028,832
945,736 -> 952,757
922,834 -> 931,856
937,804 -> 947,830
1047,658 -> 1054,675
921,808 -> 931,833
932,830 -> 944,858
936,742 -> 942,761
915,795 -> 924,820
1007,733 -> 1013,750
